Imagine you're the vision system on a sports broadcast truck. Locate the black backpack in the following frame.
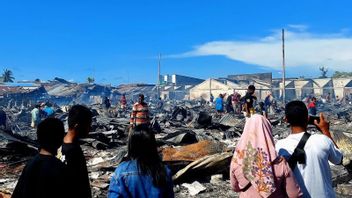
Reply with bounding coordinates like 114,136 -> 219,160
287,132 -> 311,170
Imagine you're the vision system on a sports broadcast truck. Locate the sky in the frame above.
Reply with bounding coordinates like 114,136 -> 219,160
0,0 -> 351,85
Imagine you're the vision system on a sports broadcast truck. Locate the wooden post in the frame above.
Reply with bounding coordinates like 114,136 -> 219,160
157,53 -> 161,98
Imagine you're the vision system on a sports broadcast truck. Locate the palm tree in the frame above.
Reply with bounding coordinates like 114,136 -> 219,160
87,77 -> 95,84
319,66 -> 328,78
34,78 -> 41,83
2,69 -> 15,82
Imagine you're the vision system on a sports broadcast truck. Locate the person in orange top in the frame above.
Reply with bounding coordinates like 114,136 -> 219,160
130,94 -> 150,127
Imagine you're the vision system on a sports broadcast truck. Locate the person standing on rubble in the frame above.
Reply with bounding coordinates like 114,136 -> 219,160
325,92 -> 331,103
230,114 -> 302,197
0,107 -> 6,128
62,105 -> 93,198
215,94 -> 224,115
43,103 -> 55,118
264,92 -> 272,114
210,93 -> 214,104
12,118 -> 69,198
232,90 -> 241,114
31,104 -> 41,128
276,101 -> 342,198
130,94 -> 150,127
156,97 -> 164,111
307,97 -> 317,116
104,96 -> 111,109
120,94 -> 127,111
256,101 -> 268,118
108,125 -> 174,198
226,94 -> 234,113
241,85 -> 257,117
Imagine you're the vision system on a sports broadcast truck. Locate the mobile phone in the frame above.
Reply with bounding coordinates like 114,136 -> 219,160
308,116 -> 320,125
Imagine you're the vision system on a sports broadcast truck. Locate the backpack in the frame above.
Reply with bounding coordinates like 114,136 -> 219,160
287,132 -> 311,170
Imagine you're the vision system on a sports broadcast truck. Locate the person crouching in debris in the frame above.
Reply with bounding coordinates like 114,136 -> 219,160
62,105 -> 93,198
108,125 -> 174,198
31,104 -> 41,128
130,94 -> 150,127
12,118 -> 68,198
230,114 -> 302,198
241,85 -> 257,118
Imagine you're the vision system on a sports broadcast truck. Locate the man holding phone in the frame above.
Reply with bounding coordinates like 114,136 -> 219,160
276,101 -> 342,198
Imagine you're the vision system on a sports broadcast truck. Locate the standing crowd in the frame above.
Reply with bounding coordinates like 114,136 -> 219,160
13,90 -> 343,198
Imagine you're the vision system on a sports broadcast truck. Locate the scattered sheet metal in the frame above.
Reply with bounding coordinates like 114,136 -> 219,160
173,152 -> 233,183
162,140 -> 225,162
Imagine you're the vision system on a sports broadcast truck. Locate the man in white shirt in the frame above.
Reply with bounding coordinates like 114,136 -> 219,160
276,101 -> 343,198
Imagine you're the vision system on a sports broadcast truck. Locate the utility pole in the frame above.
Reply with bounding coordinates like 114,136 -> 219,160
157,53 -> 161,98
209,78 -> 212,101
282,29 -> 286,104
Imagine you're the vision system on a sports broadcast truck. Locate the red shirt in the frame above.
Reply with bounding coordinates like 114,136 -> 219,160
308,102 -> 316,109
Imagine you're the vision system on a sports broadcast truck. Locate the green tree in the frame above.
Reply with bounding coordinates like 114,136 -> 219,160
2,69 -> 15,82
87,77 -> 95,84
332,71 -> 352,78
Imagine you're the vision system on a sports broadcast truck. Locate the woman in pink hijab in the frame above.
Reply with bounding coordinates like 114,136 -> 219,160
230,114 -> 302,198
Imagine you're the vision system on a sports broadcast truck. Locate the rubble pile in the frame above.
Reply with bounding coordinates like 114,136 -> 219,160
0,100 -> 352,198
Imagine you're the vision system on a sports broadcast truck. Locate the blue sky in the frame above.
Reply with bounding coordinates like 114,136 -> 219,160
0,0 -> 351,85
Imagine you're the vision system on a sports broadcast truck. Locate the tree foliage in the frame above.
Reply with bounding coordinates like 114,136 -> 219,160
332,71 -> 352,78
87,77 -> 95,84
2,69 -> 15,82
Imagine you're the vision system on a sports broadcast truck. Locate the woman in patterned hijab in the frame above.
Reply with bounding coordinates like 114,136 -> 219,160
230,114 -> 302,198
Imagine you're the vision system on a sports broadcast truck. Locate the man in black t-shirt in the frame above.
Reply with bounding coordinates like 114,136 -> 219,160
62,105 -> 93,198
12,118 -> 67,198
241,85 -> 257,117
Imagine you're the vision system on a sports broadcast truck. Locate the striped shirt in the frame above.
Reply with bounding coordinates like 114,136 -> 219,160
130,102 -> 150,126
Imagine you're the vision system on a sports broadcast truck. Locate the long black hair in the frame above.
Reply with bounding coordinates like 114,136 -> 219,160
128,125 -> 167,188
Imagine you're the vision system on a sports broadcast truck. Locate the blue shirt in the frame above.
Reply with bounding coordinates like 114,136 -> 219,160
43,107 -> 55,117
108,160 -> 174,198
264,96 -> 271,106
215,97 -> 223,111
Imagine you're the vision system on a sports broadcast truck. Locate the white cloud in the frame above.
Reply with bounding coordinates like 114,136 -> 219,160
170,28 -> 352,71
